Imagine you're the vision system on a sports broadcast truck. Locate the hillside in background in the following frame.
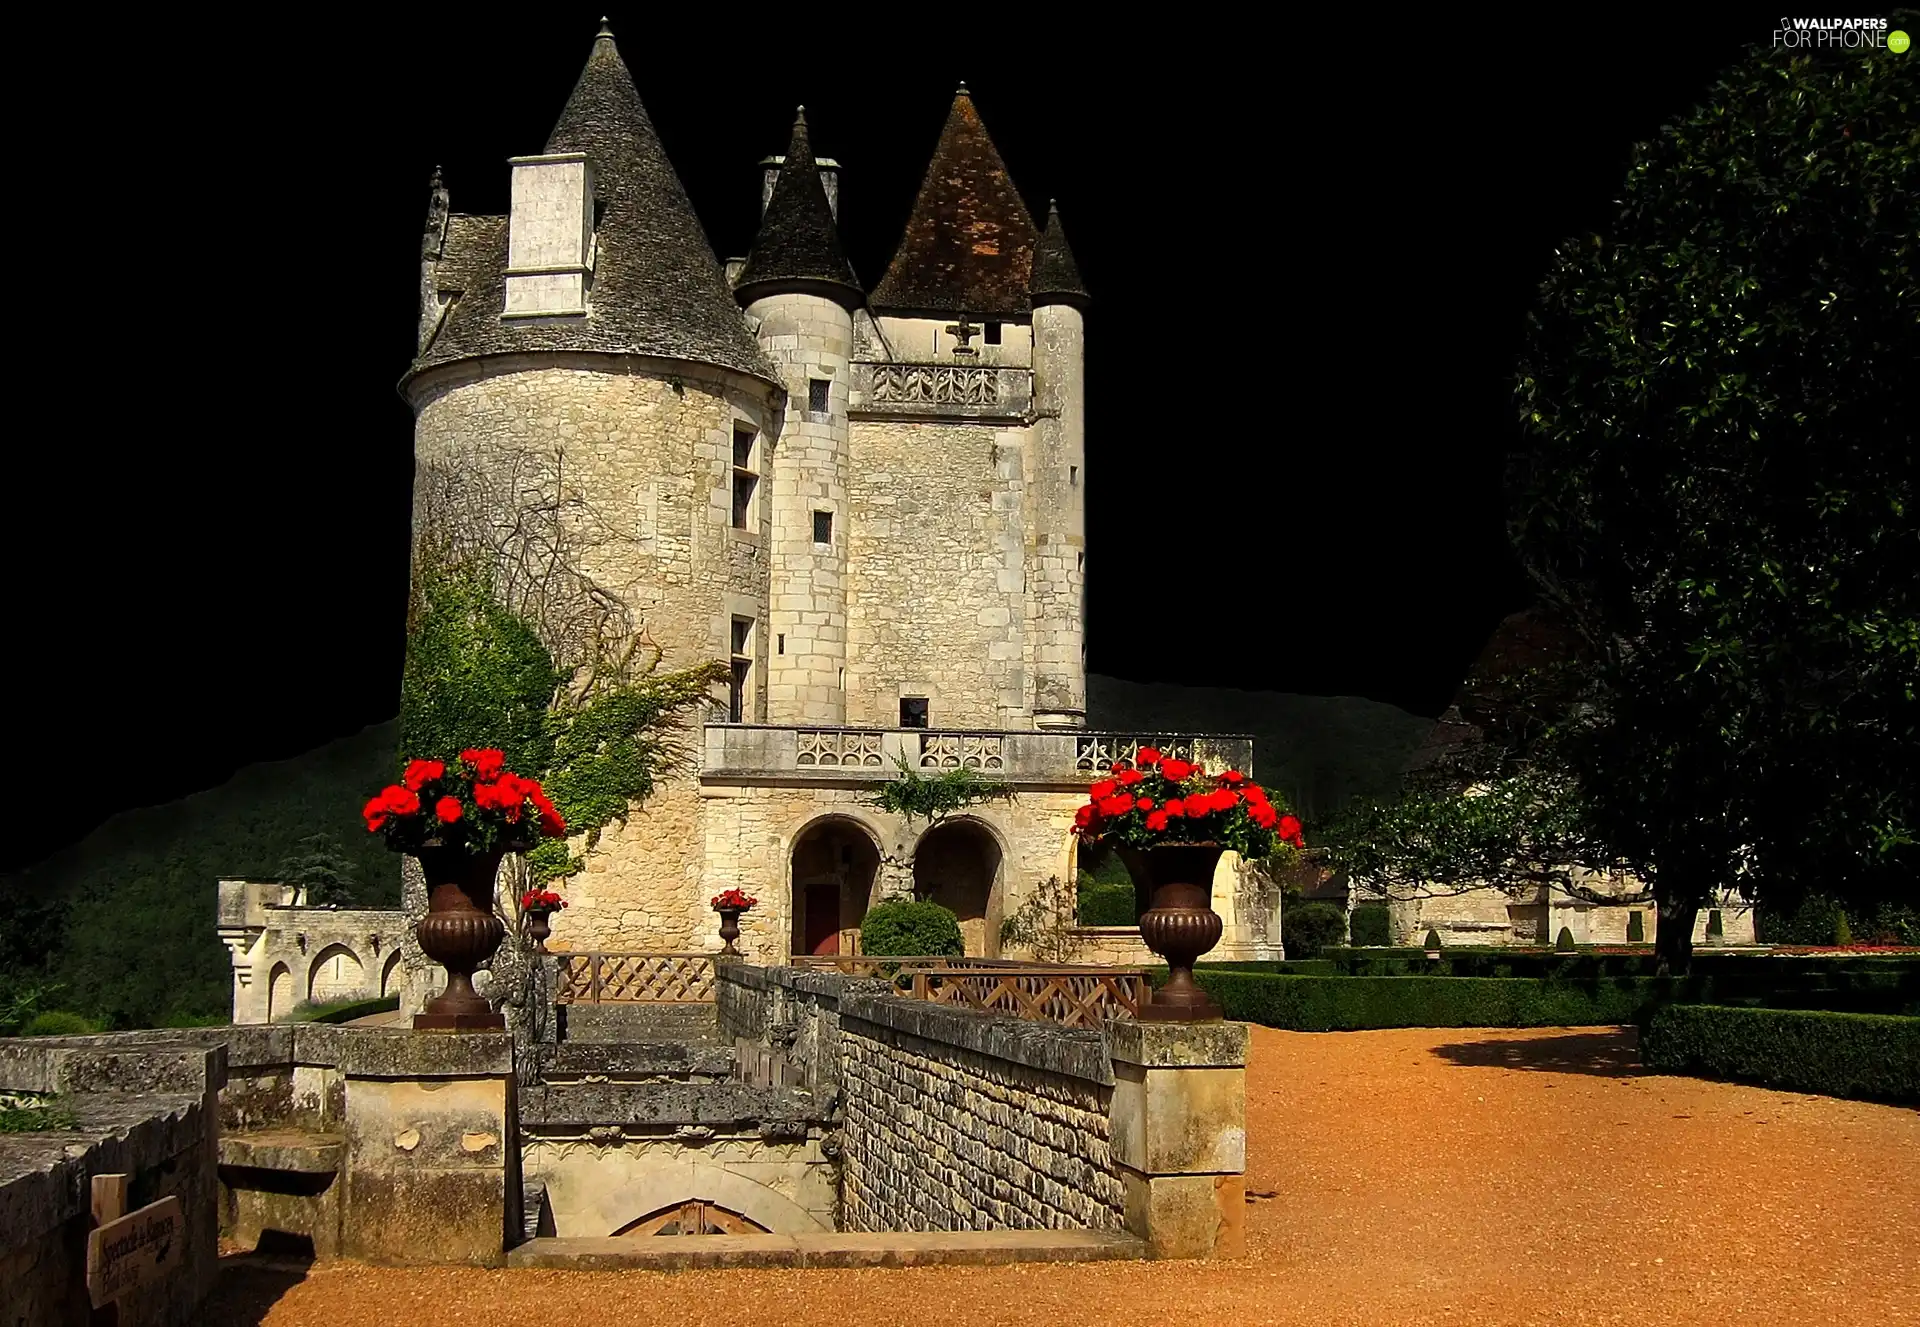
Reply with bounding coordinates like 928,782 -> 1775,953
2,681 -> 1432,1028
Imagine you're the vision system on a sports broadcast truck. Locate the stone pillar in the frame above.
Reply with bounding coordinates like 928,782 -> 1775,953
339,1031 -> 517,1265
1107,1021 -> 1247,1260
1028,301 -> 1087,729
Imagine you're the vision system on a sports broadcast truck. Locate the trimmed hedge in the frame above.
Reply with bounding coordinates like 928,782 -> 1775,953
1640,1004 -> 1920,1104
1282,903 -> 1348,959
285,995 -> 400,1025
1349,905 -> 1391,947
1191,971 -> 1680,1031
861,900 -> 964,957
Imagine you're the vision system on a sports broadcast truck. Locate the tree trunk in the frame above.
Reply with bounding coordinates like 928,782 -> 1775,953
1654,894 -> 1699,976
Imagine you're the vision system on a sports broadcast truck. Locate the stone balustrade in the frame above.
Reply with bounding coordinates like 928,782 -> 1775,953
848,360 -> 1034,420
703,725 -> 1255,788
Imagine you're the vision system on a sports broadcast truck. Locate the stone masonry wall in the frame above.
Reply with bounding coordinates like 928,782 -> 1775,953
835,994 -> 1124,1233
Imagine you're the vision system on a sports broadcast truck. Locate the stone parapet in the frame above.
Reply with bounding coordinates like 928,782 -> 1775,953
703,725 -> 1255,787
1107,1020 -> 1248,1260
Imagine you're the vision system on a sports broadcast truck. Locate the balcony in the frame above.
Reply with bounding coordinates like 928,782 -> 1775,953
848,361 -> 1033,422
702,725 -> 1255,787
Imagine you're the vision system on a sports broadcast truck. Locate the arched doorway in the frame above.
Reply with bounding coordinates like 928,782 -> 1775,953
913,819 -> 1004,956
308,945 -> 366,1003
615,1200 -> 771,1236
380,951 -> 403,997
267,963 -> 293,1022
789,817 -> 881,956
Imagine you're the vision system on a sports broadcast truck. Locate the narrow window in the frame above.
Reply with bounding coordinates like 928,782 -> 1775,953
984,321 -> 1002,345
899,697 -> 929,728
731,427 -> 758,530
808,378 -> 830,415
777,633 -> 785,655
729,617 -> 753,722
1069,465 -> 1079,486
813,510 -> 833,545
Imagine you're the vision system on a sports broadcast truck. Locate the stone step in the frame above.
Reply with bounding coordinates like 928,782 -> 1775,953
216,1128 -> 344,1175
506,1228 -> 1147,1270
560,1002 -> 721,1045
540,1041 -> 736,1084
518,1081 -> 823,1133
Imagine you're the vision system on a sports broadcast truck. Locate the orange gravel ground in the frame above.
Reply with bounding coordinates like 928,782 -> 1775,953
209,1026 -> 1920,1327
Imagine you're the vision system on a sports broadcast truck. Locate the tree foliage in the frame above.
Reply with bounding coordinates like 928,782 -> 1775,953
274,832 -> 362,907
866,758 -> 1015,827
1509,43 -> 1917,965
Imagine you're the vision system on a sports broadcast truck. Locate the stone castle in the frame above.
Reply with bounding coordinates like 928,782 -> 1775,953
397,23 -> 1268,970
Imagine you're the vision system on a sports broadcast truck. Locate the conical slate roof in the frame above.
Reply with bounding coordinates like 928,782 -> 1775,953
410,24 -> 776,385
868,85 -> 1039,318
734,109 -> 861,306
1029,199 -> 1088,306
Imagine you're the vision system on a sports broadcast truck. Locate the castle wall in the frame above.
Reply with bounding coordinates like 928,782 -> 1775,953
408,356 -> 780,707
845,418 -> 1034,729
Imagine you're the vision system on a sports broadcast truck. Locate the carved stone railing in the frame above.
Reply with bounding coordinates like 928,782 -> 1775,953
555,952 -> 717,1003
849,361 -> 1033,420
705,726 -> 1254,787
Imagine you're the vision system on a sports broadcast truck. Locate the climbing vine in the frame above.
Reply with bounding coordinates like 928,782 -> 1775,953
866,757 -> 1014,827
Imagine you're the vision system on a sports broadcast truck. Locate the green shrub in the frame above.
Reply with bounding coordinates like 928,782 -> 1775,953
1283,903 -> 1348,959
21,1011 -> 99,1037
1190,972 -> 1679,1031
1705,910 -> 1724,941
1834,912 -> 1853,947
861,900 -> 964,957
1641,1005 -> 1919,1104
283,995 -> 400,1025
1349,905 -> 1391,948
1555,927 -> 1576,953
1076,875 -> 1137,926
1627,911 -> 1646,943
1423,928 -> 1443,951
0,1094 -> 78,1133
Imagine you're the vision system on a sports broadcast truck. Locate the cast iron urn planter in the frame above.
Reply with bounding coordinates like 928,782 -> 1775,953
413,842 -> 517,1031
1117,842 -> 1226,1022
715,906 -> 745,956
523,906 -> 558,954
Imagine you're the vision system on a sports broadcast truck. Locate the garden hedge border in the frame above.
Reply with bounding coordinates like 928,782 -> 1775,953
1639,1004 -> 1920,1104
1188,972 -> 1679,1031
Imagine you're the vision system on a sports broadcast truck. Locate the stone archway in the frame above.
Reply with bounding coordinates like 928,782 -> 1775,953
380,950 -> 403,998
308,945 -> 366,1003
913,818 -> 1005,957
789,816 -> 882,957
267,963 -> 293,1022
615,1200 -> 770,1236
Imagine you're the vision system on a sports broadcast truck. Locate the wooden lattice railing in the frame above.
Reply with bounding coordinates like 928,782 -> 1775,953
905,967 -> 1152,1028
787,954 -> 1019,977
556,952 -> 718,1003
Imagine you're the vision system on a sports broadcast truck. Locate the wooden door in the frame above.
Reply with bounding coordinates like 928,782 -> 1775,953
804,881 -> 841,955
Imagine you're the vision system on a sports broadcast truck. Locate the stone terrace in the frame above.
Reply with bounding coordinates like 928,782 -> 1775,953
209,1024 -> 1920,1326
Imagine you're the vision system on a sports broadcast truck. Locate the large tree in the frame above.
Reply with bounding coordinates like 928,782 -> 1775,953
1509,44 -> 1916,968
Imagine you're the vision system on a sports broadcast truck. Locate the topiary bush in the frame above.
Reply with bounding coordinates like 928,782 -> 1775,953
21,1011 -> 99,1037
1556,927 -> 1577,953
1424,928 -> 1443,952
1627,911 -> 1646,943
1349,905 -> 1391,948
1833,912 -> 1853,947
861,900 -> 964,957
1641,1005 -> 1919,1104
1283,903 -> 1348,959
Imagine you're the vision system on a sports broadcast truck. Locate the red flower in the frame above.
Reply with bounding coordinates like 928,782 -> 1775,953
402,759 -> 445,791
711,888 -> 758,910
460,748 -> 506,779
1112,759 -> 1133,772
520,888 -> 566,911
1278,814 -> 1302,841
1249,802 -> 1278,829
539,805 -> 567,838
1073,804 -> 1099,830
1164,799 -> 1186,817
1097,793 -> 1134,818
1221,769 -> 1247,786
1244,784 -> 1269,805
1136,747 -> 1163,767
1159,759 -> 1195,781
362,798 -> 390,833
1136,798 -> 1155,812
379,786 -> 421,816
435,796 -> 463,823
1145,810 -> 1170,832
1117,768 -> 1145,786
1088,779 -> 1118,801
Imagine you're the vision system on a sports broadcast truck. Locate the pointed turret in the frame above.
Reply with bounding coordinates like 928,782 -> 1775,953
868,85 -> 1039,318
409,22 -> 776,385
734,109 -> 861,307
1029,199 -> 1088,308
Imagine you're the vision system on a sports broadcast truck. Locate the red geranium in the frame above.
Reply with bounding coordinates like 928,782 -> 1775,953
711,888 -> 758,912
520,888 -> 567,912
1073,750 -> 1305,861
364,749 -> 567,855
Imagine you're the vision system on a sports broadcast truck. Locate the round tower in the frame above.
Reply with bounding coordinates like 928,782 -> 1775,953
734,108 -> 864,726
1028,200 -> 1090,729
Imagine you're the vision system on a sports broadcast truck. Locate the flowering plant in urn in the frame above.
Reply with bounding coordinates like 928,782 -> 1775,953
364,748 -> 569,1029
710,889 -> 757,956
1073,749 -> 1305,1022
711,889 -> 758,912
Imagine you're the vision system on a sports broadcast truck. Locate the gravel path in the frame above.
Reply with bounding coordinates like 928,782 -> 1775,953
210,1025 -> 1920,1326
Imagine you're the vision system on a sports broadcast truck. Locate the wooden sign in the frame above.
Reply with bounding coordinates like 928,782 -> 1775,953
86,1175 -> 181,1309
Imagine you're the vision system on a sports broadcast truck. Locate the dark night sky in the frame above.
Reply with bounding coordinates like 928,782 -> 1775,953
9,12 -> 1766,864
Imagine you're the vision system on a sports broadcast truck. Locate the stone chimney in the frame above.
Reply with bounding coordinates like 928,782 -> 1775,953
504,152 -> 595,317
761,155 -> 839,219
